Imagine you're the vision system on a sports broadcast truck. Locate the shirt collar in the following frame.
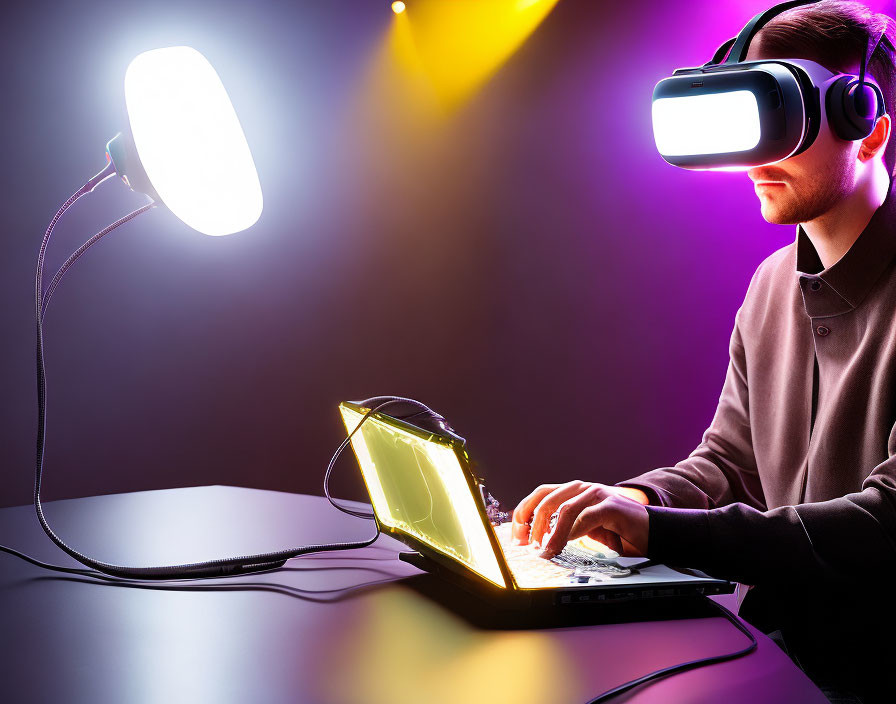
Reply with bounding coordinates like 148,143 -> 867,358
795,179 -> 896,317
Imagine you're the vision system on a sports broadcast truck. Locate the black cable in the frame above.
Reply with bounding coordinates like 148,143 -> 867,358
584,599 -> 758,703
323,396 -> 443,520
0,544 -> 100,578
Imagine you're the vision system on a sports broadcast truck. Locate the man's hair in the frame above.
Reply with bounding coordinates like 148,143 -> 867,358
754,0 -> 896,175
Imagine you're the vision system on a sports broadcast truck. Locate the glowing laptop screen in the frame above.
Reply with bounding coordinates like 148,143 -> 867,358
339,404 -> 505,587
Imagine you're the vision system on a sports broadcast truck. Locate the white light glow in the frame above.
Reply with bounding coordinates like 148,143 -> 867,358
653,90 -> 761,157
125,46 -> 263,236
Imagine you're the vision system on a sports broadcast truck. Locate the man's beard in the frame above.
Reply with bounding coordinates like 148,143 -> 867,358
761,158 -> 856,225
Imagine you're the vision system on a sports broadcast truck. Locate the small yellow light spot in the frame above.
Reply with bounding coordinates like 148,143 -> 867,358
391,1 -> 406,14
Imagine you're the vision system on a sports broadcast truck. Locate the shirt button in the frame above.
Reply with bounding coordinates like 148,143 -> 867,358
816,325 -> 830,336
809,280 -> 822,291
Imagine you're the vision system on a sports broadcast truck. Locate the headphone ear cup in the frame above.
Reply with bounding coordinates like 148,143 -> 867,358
826,76 -> 881,140
850,82 -> 879,119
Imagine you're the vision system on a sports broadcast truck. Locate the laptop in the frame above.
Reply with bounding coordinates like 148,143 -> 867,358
339,400 -> 733,609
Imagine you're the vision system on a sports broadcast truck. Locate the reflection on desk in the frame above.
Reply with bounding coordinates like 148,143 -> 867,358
0,486 -> 827,704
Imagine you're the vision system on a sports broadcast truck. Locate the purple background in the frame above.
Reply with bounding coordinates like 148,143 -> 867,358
3,0 -> 882,510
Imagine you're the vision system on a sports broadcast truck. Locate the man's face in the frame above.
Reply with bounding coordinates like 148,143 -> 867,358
744,45 -> 862,225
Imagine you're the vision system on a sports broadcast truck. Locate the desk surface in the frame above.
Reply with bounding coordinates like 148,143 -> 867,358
0,486 -> 826,704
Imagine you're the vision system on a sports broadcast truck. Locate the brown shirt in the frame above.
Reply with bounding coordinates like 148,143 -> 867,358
619,180 -> 896,695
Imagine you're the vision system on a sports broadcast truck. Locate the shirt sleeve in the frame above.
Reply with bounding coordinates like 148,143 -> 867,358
645,449 -> 896,585
616,305 -> 766,511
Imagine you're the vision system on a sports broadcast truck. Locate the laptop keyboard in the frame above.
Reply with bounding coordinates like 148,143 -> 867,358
549,544 -> 632,578
493,522 -> 633,588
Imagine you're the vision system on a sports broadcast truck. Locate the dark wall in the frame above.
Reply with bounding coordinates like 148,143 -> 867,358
1,0 -> 801,510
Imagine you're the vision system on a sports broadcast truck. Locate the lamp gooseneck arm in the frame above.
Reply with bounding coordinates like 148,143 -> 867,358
86,159 -> 117,192
30,164 -> 384,580
40,200 -> 156,320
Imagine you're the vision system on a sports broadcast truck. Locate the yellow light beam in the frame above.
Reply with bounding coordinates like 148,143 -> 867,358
393,0 -> 560,112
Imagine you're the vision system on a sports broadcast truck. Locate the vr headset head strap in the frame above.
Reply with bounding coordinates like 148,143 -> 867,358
704,37 -> 736,67
857,26 -> 895,117
721,0 -> 818,65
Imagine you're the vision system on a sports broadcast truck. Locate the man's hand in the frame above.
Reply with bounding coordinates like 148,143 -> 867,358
511,481 -> 650,557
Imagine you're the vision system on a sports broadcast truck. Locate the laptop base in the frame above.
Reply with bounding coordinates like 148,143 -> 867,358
398,551 -> 732,631
398,549 -> 733,614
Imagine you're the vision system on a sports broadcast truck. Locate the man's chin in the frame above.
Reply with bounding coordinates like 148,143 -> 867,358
759,202 -> 800,225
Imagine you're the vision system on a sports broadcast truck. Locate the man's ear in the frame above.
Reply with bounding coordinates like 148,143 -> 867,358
859,113 -> 891,162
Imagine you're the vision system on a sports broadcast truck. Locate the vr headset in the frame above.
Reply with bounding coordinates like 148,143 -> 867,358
652,0 -> 893,170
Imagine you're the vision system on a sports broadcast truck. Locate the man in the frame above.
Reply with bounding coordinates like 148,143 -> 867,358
512,2 -> 896,701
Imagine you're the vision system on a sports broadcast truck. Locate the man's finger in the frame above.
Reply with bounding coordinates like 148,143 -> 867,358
586,526 -> 624,555
567,503 -> 611,545
511,484 -> 558,544
568,498 -> 648,557
539,487 -> 603,557
602,531 -> 625,556
530,481 -> 589,546
615,534 -> 639,557
511,521 -> 531,544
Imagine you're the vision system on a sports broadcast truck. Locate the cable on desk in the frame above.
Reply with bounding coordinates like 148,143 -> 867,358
0,544 -> 100,578
584,599 -> 758,703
